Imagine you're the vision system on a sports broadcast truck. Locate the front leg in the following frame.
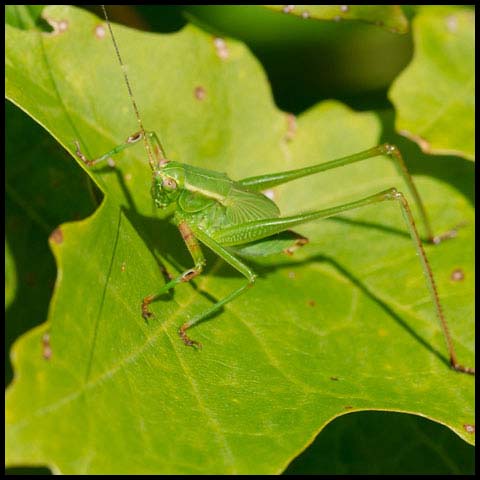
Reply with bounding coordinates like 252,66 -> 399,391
142,221 -> 206,347
75,130 -> 167,170
75,131 -> 144,167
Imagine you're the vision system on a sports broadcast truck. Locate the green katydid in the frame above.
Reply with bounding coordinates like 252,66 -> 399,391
75,6 -> 473,375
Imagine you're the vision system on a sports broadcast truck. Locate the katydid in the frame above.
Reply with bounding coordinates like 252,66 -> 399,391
75,6 -> 473,375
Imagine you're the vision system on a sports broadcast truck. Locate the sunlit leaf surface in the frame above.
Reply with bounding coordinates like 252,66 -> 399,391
6,6 -> 474,474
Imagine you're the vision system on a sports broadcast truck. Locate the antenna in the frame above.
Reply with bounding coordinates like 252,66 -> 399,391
101,5 -> 155,168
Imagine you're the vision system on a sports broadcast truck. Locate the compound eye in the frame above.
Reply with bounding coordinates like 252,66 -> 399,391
162,177 -> 177,190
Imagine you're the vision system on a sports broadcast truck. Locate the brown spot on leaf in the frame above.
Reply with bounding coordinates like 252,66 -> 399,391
95,23 -> 106,39
42,333 -> 52,360
446,14 -> 458,33
463,424 -> 475,434
285,113 -> 297,141
50,228 -> 63,244
450,268 -> 465,282
213,37 -> 229,59
44,17 -> 69,35
194,86 -> 206,101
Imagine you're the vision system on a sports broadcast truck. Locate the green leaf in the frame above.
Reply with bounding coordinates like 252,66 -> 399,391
4,411 -> 475,475
5,100 -> 96,385
266,5 -> 408,33
5,5 -> 46,30
389,6 -> 474,161
6,6 -> 474,474
183,5 -> 413,110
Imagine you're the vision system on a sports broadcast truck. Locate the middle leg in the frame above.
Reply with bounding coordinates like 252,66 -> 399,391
141,221 -> 206,321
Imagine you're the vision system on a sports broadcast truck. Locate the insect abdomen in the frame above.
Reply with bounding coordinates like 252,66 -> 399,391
213,222 -> 276,246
